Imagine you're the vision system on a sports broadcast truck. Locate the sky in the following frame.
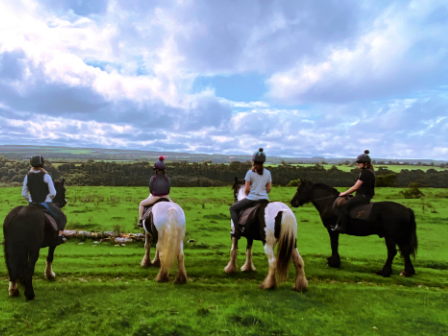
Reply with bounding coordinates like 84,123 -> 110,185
0,0 -> 447,159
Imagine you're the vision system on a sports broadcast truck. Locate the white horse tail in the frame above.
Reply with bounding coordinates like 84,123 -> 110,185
159,207 -> 182,271
276,209 -> 298,282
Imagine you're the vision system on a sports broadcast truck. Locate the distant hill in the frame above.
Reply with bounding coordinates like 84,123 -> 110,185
0,145 -> 443,165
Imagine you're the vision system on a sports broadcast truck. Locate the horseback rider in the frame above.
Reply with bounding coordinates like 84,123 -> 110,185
333,150 -> 376,233
138,156 -> 171,227
229,148 -> 272,238
22,155 -> 66,243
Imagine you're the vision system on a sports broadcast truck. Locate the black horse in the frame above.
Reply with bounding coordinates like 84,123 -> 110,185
3,179 -> 67,300
290,180 -> 417,277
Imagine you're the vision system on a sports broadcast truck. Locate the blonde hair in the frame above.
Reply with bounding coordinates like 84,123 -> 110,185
30,167 -> 48,174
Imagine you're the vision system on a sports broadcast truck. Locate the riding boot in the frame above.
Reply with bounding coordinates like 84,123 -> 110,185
137,219 -> 143,228
332,215 -> 349,233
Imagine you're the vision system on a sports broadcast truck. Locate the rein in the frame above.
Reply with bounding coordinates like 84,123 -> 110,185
310,195 -> 337,202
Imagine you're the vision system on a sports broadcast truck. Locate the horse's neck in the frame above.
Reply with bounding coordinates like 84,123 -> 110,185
310,186 -> 337,214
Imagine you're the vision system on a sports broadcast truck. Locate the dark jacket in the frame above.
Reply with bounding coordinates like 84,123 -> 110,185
149,173 -> 171,196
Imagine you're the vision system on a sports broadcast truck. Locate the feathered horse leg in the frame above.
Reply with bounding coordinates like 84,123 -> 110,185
292,249 -> 308,292
260,243 -> 277,289
224,237 -> 238,274
141,231 -> 152,267
241,241 -> 256,272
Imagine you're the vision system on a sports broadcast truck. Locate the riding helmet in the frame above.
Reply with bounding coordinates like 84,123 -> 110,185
356,150 -> 371,164
252,148 -> 266,163
30,155 -> 44,167
153,156 -> 166,170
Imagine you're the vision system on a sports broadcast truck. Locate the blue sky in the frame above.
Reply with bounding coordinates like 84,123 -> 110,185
0,0 -> 447,159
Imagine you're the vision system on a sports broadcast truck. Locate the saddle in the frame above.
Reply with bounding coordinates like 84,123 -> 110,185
332,196 -> 374,220
142,198 -> 171,242
235,200 -> 269,238
30,203 -> 59,231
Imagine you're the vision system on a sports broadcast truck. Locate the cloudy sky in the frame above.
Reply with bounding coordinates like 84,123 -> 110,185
0,0 -> 447,159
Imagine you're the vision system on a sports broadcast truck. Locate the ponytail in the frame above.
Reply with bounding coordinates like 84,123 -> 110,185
252,162 -> 264,175
30,167 -> 48,174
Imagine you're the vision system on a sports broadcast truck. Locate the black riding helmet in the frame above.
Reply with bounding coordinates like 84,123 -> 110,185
153,156 -> 166,170
30,155 -> 44,167
356,150 -> 371,164
252,148 -> 266,163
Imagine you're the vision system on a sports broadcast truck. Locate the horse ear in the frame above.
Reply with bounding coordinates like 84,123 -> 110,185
61,178 -> 66,185
234,176 -> 238,183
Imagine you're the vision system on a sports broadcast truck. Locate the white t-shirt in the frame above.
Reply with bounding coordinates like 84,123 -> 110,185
244,168 -> 272,201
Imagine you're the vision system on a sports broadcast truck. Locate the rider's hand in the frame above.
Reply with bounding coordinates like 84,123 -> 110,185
339,192 -> 346,197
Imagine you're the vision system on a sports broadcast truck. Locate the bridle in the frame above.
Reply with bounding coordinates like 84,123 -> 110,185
310,195 -> 337,202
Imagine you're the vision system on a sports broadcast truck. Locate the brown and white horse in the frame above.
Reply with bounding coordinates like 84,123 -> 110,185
225,179 -> 308,291
140,201 -> 187,284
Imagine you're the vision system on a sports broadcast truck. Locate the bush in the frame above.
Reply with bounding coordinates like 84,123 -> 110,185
376,173 -> 397,187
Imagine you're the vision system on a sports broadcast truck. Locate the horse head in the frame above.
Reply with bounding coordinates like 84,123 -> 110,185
231,176 -> 245,203
53,178 -> 67,208
290,179 -> 313,207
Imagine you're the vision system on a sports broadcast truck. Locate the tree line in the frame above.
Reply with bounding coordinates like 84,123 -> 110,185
1,157 -> 447,188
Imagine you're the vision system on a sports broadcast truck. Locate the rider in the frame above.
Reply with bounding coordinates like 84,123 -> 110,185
229,148 -> 272,238
138,156 -> 171,227
22,155 -> 67,242
333,150 -> 375,233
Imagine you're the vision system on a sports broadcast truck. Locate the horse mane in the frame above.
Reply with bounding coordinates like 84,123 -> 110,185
312,183 -> 339,196
231,180 -> 244,190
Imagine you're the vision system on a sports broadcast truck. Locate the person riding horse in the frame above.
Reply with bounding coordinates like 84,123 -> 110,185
332,150 -> 376,233
229,148 -> 272,238
22,155 -> 66,244
138,156 -> 171,227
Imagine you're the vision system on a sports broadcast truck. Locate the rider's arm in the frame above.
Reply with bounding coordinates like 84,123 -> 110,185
22,175 -> 30,201
244,180 -> 250,196
44,174 -> 57,200
339,180 -> 363,196
266,182 -> 272,193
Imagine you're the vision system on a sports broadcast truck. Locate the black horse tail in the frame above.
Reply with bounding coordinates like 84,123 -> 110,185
4,218 -> 28,285
408,208 -> 418,258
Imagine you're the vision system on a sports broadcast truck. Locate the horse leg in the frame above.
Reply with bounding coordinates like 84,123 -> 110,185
152,250 -> 161,267
8,281 -> 19,297
45,243 -> 57,280
327,228 -> 341,268
376,237 -> 396,277
260,243 -> 277,290
241,239 -> 256,272
24,250 -> 39,301
141,232 -> 152,267
292,248 -> 308,292
224,237 -> 239,274
398,244 -> 416,277
174,243 -> 187,284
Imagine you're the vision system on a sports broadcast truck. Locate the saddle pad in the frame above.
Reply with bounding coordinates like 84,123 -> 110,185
350,203 -> 374,220
238,204 -> 261,226
44,213 -> 58,231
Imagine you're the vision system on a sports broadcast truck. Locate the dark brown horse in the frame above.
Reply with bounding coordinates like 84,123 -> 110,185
3,179 -> 67,300
290,180 -> 417,277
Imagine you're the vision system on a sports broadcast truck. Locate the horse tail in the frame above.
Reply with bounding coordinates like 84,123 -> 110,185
4,216 -> 28,285
276,209 -> 297,282
159,207 -> 182,271
408,208 -> 418,258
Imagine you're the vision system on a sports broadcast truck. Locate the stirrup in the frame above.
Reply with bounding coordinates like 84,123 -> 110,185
137,219 -> 143,228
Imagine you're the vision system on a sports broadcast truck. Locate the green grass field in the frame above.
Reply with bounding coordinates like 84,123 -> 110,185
266,163 -> 448,173
0,186 -> 447,335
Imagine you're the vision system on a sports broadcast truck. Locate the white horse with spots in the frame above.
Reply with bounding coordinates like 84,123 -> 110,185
224,178 -> 308,291
141,201 -> 187,284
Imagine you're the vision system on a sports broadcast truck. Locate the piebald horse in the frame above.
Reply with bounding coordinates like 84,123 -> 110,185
140,201 -> 187,284
225,178 -> 308,291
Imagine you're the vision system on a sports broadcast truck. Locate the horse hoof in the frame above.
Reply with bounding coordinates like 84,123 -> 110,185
25,295 -> 35,301
400,270 -> 414,277
45,272 -> 56,280
376,269 -> 392,277
152,260 -> 161,267
156,274 -> 169,283
224,264 -> 237,274
9,288 -> 20,297
292,285 -> 308,293
174,274 -> 187,284
241,265 -> 256,272
140,260 -> 152,267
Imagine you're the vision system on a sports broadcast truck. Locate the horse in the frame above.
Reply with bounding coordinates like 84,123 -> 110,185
224,177 -> 308,291
140,201 -> 187,284
3,179 -> 67,300
290,179 -> 418,277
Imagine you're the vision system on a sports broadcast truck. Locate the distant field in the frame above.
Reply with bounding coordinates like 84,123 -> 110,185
0,186 -> 447,335
266,163 -> 448,173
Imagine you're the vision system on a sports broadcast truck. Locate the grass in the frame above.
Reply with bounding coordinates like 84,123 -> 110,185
0,186 -> 447,335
